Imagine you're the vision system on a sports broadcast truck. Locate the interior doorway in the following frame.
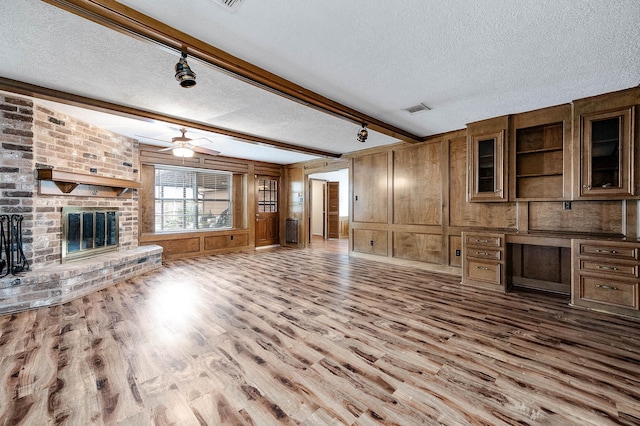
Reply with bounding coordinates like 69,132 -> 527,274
308,169 -> 349,253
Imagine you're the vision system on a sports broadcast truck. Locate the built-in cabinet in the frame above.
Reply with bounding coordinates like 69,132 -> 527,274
572,239 -> 640,318
460,87 -> 640,318
467,116 -> 508,202
509,104 -> 571,200
468,90 -> 639,203
573,90 -> 638,199
461,231 -> 506,290
578,108 -> 634,198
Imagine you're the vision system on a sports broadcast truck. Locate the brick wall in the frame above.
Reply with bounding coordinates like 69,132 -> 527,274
0,94 -> 34,263
0,92 -> 140,269
31,104 -> 140,268
0,92 -> 162,315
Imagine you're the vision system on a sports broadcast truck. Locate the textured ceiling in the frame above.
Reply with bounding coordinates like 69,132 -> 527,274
2,0 -> 640,164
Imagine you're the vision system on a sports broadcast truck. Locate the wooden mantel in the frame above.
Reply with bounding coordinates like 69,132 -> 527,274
36,168 -> 142,198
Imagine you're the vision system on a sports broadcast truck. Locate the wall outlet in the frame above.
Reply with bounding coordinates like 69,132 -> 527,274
455,249 -> 461,257
563,201 -> 572,210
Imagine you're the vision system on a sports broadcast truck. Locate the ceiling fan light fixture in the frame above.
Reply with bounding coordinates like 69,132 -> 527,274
175,52 -> 197,88
172,146 -> 194,157
357,123 -> 368,143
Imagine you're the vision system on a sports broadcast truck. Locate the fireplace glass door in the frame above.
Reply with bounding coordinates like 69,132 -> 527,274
62,207 -> 119,262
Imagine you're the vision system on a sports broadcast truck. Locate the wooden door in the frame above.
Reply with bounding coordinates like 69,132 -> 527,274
327,181 -> 339,239
579,108 -> 633,198
309,179 -> 326,240
255,176 -> 279,247
468,130 -> 506,202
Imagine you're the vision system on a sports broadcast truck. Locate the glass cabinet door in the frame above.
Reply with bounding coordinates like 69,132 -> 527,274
581,108 -> 633,197
469,131 -> 506,202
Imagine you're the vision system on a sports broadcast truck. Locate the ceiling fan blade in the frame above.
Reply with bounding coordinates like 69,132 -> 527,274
135,134 -> 171,143
158,146 -> 175,152
192,146 -> 220,156
187,137 -> 215,146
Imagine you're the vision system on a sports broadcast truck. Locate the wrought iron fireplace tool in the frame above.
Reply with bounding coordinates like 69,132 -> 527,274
0,214 -> 30,278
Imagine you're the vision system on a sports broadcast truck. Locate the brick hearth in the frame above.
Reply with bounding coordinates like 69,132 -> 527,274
0,92 -> 163,315
0,245 -> 162,315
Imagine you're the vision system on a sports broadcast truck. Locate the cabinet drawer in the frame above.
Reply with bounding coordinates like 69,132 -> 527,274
580,244 -> 638,260
580,260 -> 638,278
467,260 -> 501,284
578,276 -> 638,309
467,248 -> 502,261
465,234 -> 502,248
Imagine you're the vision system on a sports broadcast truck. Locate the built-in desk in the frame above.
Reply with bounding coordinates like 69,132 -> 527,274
506,233 -> 571,248
462,231 -> 640,318
506,233 -> 572,295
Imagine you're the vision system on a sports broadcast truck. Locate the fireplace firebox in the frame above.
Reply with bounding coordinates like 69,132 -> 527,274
62,207 -> 119,262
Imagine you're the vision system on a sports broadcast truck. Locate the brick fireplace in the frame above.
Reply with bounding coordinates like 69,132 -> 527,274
0,92 -> 162,315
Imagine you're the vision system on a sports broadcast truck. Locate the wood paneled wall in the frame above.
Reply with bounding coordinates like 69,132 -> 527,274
138,144 -> 282,260
393,142 -> 441,225
353,152 -> 388,223
283,87 -> 640,276
344,138 -> 461,275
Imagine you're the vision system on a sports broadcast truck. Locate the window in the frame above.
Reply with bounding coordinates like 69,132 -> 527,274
155,166 -> 232,231
258,177 -> 278,212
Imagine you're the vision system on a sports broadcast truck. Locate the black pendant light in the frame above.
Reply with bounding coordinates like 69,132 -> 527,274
175,52 -> 197,88
357,123 -> 368,143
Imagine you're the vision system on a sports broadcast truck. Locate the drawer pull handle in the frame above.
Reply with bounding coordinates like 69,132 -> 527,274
476,266 -> 490,270
596,284 -> 619,291
476,251 -> 490,256
595,249 -> 618,254
475,239 -> 489,243
597,265 -> 619,271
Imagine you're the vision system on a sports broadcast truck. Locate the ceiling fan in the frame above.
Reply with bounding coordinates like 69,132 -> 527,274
139,127 -> 220,157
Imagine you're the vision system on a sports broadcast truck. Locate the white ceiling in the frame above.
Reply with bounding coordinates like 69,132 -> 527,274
2,0 -> 640,164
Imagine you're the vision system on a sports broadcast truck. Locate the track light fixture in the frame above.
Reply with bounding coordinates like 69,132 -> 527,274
175,52 -> 197,88
357,123 -> 368,143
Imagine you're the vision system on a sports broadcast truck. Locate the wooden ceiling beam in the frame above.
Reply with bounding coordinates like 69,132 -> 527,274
42,0 -> 424,144
0,77 -> 341,158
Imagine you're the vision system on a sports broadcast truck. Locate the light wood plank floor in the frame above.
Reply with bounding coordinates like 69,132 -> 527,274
308,236 -> 348,254
1,246 -> 639,425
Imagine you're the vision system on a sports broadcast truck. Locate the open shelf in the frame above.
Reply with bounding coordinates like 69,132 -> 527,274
514,122 -> 564,199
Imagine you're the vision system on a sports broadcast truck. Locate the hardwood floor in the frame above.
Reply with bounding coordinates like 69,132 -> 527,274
1,245 -> 639,425
309,236 -> 348,254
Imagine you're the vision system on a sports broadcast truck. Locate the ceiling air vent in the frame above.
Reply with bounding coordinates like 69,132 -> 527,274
211,0 -> 245,12
404,103 -> 431,115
